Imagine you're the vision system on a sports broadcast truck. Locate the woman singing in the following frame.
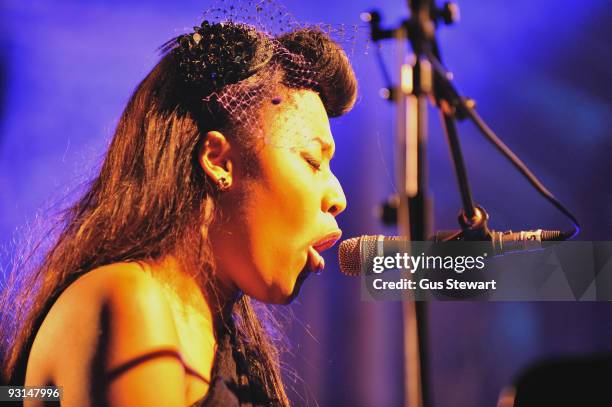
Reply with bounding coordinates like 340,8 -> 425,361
0,16 -> 357,407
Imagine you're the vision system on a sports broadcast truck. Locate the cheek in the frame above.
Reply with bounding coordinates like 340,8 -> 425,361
237,154 -> 318,295
251,165 -> 313,253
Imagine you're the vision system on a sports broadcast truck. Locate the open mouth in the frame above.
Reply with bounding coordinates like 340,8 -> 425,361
305,230 -> 342,275
287,231 -> 343,304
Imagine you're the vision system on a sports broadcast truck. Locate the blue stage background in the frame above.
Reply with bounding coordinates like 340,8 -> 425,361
1,1 -> 611,406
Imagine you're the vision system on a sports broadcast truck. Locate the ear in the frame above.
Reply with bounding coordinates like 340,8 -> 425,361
198,131 -> 234,189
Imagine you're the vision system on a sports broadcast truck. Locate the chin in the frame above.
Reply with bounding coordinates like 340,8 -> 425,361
266,283 -> 297,304
284,269 -> 312,304
258,274 -> 306,305
245,261 -> 309,304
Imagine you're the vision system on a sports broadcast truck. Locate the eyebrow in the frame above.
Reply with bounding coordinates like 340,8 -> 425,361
313,136 -> 335,160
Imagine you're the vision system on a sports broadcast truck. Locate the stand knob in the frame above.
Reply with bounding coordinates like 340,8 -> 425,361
377,195 -> 399,225
438,2 -> 460,26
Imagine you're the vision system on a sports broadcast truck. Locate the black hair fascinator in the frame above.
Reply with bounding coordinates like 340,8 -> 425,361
158,3 -> 357,124
171,20 -> 275,96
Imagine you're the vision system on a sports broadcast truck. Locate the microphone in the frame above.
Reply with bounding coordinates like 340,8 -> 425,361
338,229 -> 571,276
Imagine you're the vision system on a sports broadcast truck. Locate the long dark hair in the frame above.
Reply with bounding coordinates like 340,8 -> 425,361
0,25 -> 356,405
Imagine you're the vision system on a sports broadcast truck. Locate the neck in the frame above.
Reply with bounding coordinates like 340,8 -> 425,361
146,254 -> 239,333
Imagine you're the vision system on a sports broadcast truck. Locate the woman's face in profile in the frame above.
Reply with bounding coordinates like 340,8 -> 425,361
211,89 -> 347,304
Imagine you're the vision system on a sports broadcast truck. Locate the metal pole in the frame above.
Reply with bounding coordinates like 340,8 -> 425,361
396,26 -> 432,407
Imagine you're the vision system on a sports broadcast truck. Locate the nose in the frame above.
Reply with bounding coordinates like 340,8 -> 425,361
322,173 -> 347,217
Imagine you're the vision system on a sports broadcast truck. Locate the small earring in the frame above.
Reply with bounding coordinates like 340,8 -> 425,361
217,177 -> 230,191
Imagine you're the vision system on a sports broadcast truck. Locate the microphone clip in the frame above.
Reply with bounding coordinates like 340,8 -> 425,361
435,204 -> 493,243
458,204 -> 493,242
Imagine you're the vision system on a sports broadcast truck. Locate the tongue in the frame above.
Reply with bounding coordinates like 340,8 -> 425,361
307,246 -> 325,274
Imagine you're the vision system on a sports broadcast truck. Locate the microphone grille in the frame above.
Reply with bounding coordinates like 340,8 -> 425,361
338,235 -> 391,276
338,237 -> 361,276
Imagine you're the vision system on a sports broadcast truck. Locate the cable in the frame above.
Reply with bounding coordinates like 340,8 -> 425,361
464,106 -> 580,239
425,49 -> 580,239
366,16 -> 580,240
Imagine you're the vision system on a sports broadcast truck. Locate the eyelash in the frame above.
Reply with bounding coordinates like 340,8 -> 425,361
303,154 -> 322,171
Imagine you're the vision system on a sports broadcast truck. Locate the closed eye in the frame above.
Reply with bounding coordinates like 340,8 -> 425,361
302,153 -> 322,171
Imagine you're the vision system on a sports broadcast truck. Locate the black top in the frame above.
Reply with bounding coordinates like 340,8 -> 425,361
191,319 -> 278,407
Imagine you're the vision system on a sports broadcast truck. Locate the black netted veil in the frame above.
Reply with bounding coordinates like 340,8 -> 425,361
159,0 -> 359,136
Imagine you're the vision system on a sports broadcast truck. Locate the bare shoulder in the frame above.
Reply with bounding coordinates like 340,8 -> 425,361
26,262 -> 190,406
30,262 -> 180,352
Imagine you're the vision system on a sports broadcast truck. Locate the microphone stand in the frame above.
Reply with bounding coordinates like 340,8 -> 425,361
367,2 -> 484,403
395,21 -> 431,407
365,2 -> 452,406
396,3 -> 433,406
364,1 -> 579,406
